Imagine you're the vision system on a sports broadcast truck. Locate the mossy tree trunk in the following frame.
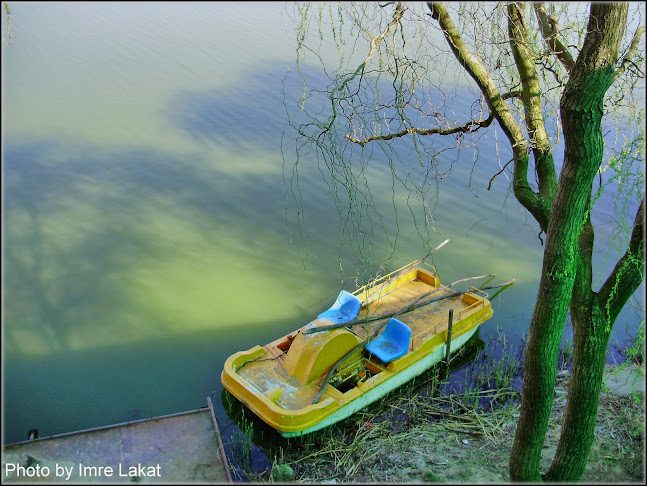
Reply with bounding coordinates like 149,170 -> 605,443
544,196 -> 645,481
509,3 -> 638,481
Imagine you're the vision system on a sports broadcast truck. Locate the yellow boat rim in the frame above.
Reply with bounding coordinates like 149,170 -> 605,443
221,262 -> 494,437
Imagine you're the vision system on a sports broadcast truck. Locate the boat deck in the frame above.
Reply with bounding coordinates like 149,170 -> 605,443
235,270 -> 483,412
2,398 -> 231,483
350,278 -> 465,344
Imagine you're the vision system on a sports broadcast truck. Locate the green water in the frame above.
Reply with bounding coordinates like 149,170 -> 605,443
2,2 -> 643,448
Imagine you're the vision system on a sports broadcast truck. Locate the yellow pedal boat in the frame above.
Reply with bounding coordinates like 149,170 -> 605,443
221,260 -> 493,437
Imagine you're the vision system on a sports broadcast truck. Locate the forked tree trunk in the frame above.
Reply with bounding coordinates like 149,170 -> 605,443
508,131 -> 598,482
509,3 -> 629,481
546,196 -> 645,480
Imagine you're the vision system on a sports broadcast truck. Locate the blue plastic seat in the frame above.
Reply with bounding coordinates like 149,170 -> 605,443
317,290 -> 361,324
366,318 -> 412,363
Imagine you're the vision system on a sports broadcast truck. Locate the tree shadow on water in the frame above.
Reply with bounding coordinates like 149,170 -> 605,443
165,63 -> 332,150
2,138 -> 318,355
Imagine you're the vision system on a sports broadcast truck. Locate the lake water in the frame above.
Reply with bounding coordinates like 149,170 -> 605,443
2,1 -> 643,454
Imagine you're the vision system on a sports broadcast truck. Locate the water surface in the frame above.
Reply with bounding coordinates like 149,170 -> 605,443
2,2 -> 643,450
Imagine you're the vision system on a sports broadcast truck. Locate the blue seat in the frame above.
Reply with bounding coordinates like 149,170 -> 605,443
366,318 -> 412,363
317,290 -> 361,324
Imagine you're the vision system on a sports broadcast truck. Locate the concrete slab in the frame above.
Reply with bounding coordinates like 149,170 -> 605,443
603,364 -> 645,397
2,402 -> 231,484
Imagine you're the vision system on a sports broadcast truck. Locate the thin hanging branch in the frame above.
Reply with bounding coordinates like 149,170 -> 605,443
2,2 -> 11,45
487,157 -> 515,190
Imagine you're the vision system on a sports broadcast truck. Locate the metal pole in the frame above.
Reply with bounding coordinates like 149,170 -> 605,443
445,309 -> 454,363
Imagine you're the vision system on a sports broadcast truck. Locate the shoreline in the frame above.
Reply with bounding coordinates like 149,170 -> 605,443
234,362 -> 645,483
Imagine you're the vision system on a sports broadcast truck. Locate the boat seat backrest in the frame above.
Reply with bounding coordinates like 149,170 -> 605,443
317,290 -> 361,324
365,317 -> 412,363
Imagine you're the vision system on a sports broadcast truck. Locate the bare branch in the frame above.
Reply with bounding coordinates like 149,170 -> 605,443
426,2 -> 525,150
363,2 -> 405,68
533,2 -> 576,72
345,90 -> 523,147
345,113 -> 495,146
487,158 -> 515,190
613,25 -> 646,83
427,2 -> 550,232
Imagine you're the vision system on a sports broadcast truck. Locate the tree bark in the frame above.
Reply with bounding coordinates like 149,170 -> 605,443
545,205 -> 602,481
508,156 -> 588,482
545,195 -> 645,481
545,299 -> 610,481
509,3 -> 629,481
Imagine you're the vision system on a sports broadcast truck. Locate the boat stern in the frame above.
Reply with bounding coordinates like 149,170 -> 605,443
220,345 -> 341,435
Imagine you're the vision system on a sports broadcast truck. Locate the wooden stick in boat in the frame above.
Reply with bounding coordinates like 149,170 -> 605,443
412,238 -> 450,268
360,239 -> 450,306
310,278 -> 515,404
304,273 -> 495,335
412,279 -> 515,307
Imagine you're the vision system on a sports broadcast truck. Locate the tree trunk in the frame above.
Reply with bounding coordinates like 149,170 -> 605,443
546,194 -> 645,480
544,212 -> 608,480
508,157 -> 592,482
545,299 -> 610,480
509,3 -> 629,481
509,69 -> 611,479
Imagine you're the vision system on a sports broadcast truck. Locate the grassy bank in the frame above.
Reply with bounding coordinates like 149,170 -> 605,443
225,332 -> 644,483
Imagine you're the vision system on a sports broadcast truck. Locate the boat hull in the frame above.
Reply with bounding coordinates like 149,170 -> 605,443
276,325 -> 479,437
221,263 -> 493,437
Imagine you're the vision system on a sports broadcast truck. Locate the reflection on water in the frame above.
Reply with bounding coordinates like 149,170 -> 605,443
3,142 -> 323,355
2,2 -> 643,447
